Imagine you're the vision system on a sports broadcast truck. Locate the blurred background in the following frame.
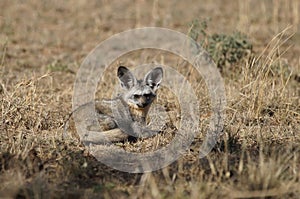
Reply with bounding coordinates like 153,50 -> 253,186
1,0 -> 299,73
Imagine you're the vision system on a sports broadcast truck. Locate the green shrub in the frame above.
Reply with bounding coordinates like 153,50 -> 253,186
188,19 -> 253,70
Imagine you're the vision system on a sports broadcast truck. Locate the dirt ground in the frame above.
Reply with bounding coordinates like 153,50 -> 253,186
0,0 -> 300,198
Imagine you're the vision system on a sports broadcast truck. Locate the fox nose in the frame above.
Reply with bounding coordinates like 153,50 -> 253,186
137,97 -> 152,108
139,97 -> 146,105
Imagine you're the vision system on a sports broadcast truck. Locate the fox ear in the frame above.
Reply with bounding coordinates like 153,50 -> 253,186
144,67 -> 163,91
117,66 -> 137,90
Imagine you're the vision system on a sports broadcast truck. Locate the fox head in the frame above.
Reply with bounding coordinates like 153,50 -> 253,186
117,66 -> 163,109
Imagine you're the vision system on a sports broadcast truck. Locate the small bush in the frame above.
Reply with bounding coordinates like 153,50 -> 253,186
188,19 -> 253,70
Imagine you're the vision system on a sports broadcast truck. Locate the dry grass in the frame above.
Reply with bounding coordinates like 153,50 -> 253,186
1,0 -> 300,198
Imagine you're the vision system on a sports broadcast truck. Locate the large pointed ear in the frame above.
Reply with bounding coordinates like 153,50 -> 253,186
117,66 -> 137,90
144,67 -> 163,91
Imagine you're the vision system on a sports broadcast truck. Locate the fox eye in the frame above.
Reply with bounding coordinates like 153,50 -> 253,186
144,94 -> 150,99
133,94 -> 140,99
144,93 -> 155,100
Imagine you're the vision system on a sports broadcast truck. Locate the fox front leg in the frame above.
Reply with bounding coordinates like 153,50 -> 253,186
131,121 -> 160,138
83,128 -> 129,144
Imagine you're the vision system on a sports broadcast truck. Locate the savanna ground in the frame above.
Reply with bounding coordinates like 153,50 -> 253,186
0,0 -> 300,198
